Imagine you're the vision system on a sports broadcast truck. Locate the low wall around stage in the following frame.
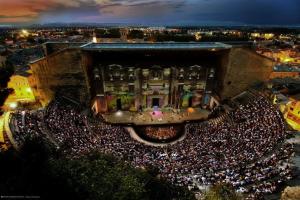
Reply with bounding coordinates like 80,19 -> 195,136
133,124 -> 185,143
101,108 -> 210,126
125,126 -> 186,147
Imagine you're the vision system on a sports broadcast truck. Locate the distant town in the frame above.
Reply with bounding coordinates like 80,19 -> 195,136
1,25 -> 299,66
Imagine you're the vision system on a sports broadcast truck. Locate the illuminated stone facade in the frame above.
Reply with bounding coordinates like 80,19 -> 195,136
90,64 -> 211,112
3,75 -> 36,110
81,43 -> 229,113
29,42 -> 274,113
30,47 -> 89,107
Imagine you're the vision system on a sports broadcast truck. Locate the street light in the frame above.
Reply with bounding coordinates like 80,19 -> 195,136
20,29 -> 29,37
115,110 -> 123,117
9,102 -> 17,109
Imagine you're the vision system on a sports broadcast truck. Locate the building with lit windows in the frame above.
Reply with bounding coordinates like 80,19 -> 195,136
3,74 -> 36,110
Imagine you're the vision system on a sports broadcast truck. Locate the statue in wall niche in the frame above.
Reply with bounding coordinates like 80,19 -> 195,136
153,90 -> 159,95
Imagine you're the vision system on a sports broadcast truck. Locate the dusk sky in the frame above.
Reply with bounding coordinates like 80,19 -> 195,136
0,0 -> 299,25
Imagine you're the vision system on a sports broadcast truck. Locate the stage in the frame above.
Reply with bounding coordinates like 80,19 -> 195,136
101,107 -> 210,125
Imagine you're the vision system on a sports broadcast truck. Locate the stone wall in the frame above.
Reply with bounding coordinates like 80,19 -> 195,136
30,48 -> 89,106
219,47 -> 274,99
43,42 -> 86,56
29,45 -> 274,107
281,186 -> 300,200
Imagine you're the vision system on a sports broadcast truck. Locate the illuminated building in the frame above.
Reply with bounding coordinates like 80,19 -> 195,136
19,29 -> 30,38
195,32 -> 202,41
29,42 -> 274,113
256,48 -> 300,65
284,101 -> 300,130
93,36 -> 97,43
270,65 -> 300,79
251,33 -> 261,38
0,116 -> 5,145
3,75 -> 36,110
273,93 -> 300,131
251,33 -> 274,40
263,33 -> 274,40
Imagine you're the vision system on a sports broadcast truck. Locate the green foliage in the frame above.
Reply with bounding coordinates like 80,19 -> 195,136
203,183 -> 243,200
0,138 -> 195,200
47,153 -> 147,200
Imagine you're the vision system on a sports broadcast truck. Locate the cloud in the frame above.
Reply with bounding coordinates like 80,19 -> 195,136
96,0 -> 185,20
0,0 -> 97,22
0,0 -> 299,25
0,0 -> 176,22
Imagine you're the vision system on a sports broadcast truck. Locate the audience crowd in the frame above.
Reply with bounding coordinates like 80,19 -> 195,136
10,95 -> 294,199
142,126 -> 178,140
12,110 -> 45,146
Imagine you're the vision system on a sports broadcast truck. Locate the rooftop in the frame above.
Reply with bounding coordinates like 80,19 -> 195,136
81,42 -> 232,51
274,65 -> 300,72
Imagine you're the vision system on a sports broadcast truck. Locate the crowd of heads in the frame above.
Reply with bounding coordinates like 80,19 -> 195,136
11,95 -> 294,199
44,100 -> 101,155
12,110 -> 45,146
143,126 -> 178,140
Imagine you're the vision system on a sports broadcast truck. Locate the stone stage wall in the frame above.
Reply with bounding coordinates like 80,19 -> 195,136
218,47 -> 274,99
30,48 -> 89,106
30,43 -> 274,108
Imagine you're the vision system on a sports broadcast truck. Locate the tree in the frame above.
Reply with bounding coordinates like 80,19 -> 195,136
95,29 -> 121,38
0,62 -> 14,113
203,183 -> 243,200
0,31 -> 11,44
0,61 -> 14,88
127,30 -> 144,39
147,33 -> 196,42
27,36 -> 36,44
0,138 -> 195,200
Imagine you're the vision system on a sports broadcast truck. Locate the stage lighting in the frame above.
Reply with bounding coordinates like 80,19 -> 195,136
9,102 -> 17,109
116,110 -> 123,116
187,107 -> 194,113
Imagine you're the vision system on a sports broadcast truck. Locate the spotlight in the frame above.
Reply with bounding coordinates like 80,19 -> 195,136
26,87 -> 32,93
9,102 -> 18,109
187,107 -> 194,113
115,110 -> 123,117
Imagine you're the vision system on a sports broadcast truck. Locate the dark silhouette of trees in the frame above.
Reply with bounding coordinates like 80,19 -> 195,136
0,137 -> 195,200
0,62 -> 14,114
148,33 -> 195,42
0,61 -> 14,88
203,183 -> 243,200
127,30 -> 144,39
95,29 -> 121,38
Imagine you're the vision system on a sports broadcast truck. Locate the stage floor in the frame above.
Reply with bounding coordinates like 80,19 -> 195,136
101,108 -> 210,125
